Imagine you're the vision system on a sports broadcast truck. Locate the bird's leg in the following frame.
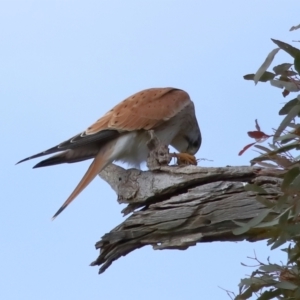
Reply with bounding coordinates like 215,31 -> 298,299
146,130 -> 197,168
171,152 -> 198,166
146,130 -> 172,170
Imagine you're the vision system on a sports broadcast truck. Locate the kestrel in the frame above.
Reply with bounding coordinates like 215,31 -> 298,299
17,88 -> 201,219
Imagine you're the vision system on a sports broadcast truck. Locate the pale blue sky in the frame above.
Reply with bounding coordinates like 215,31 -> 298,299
1,1 -> 300,299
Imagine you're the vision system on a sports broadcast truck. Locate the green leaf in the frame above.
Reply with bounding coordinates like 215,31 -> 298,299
274,104 -> 300,141
243,72 -> 276,82
257,288 -> 281,300
295,287 -> 300,298
254,48 -> 280,84
278,207 -> 291,225
271,235 -> 288,250
248,209 -> 270,228
267,236 -> 278,246
232,225 -> 251,235
271,39 -> 300,58
254,218 -> 279,228
259,72 -> 277,82
276,133 -> 299,144
294,53 -> 300,74
259,264 -> 282,272
251,151 -> 293,169
290,173 -> 300,192
256,195 -> 275,208
275,195 -> 289,210
275,281 -> 298,290
268,143 -> 278,150
270,141 -> 300,154
295,199 -> 300,216
255,162 -> 278,168
232,220 -> 247,227
291,265 -> 299,275
287,247 -> 300,263
239,278 -> 253,288
270,79 -> 300,92
281,167 -> 300,191
236,287 -> 253,300
273,63 -> 292,75
254,145 -> 272,153
250,155 -> 271,166
244,184 -> 267,194
283,223 -> 300,235
290,24 -> 300,31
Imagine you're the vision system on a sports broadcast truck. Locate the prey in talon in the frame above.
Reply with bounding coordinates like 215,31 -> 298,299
171,152 -> 198,166
16,87 -> 201,219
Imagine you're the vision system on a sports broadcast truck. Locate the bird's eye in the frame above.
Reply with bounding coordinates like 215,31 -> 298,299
192,140 -> 200,148
184,135 -> 201,150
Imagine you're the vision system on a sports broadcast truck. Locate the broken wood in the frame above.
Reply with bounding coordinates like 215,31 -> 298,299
91,164 -> 283,274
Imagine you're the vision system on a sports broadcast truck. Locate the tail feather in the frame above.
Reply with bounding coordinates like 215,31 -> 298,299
33,153 -> 69,168
51,148 -> 111,220
33,151 -> 96,168
16,130 -> 120,166
16,145 -> 62,165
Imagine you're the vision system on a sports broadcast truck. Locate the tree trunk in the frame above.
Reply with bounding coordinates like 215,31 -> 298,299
90,163 -> 283,274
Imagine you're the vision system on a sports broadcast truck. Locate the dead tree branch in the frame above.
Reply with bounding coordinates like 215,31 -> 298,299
91,164 -> 283,274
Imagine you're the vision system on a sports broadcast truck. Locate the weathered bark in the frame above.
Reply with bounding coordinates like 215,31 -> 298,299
91,163 -> 283,274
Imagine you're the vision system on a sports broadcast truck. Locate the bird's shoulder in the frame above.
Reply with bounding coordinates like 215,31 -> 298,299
86,87 -> 191,134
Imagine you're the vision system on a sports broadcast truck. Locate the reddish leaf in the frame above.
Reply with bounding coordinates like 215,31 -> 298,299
255,119 -> 261,131
248,131 -> 271,140
238,142 -> 256,156
282,89 -> 290,97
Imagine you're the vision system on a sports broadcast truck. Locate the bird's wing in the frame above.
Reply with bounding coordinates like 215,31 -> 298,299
17,88 -> 190,165
16,130 -> 119,165
17,87 -> 192,219
51,88 -> 191,219
85,87 -> 191,133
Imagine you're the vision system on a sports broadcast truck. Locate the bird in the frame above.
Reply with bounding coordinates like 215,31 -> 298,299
17,87 -> 201,219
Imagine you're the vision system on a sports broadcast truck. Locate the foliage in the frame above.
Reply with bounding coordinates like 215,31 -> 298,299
234,24 -> 300,299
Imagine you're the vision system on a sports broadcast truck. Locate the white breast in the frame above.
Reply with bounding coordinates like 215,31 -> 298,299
111,124 -> 180,169
109,103 -> 194,169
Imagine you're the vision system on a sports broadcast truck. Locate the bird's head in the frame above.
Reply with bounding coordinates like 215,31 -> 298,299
186,131 -> 202,155
171,126 -> 201,155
